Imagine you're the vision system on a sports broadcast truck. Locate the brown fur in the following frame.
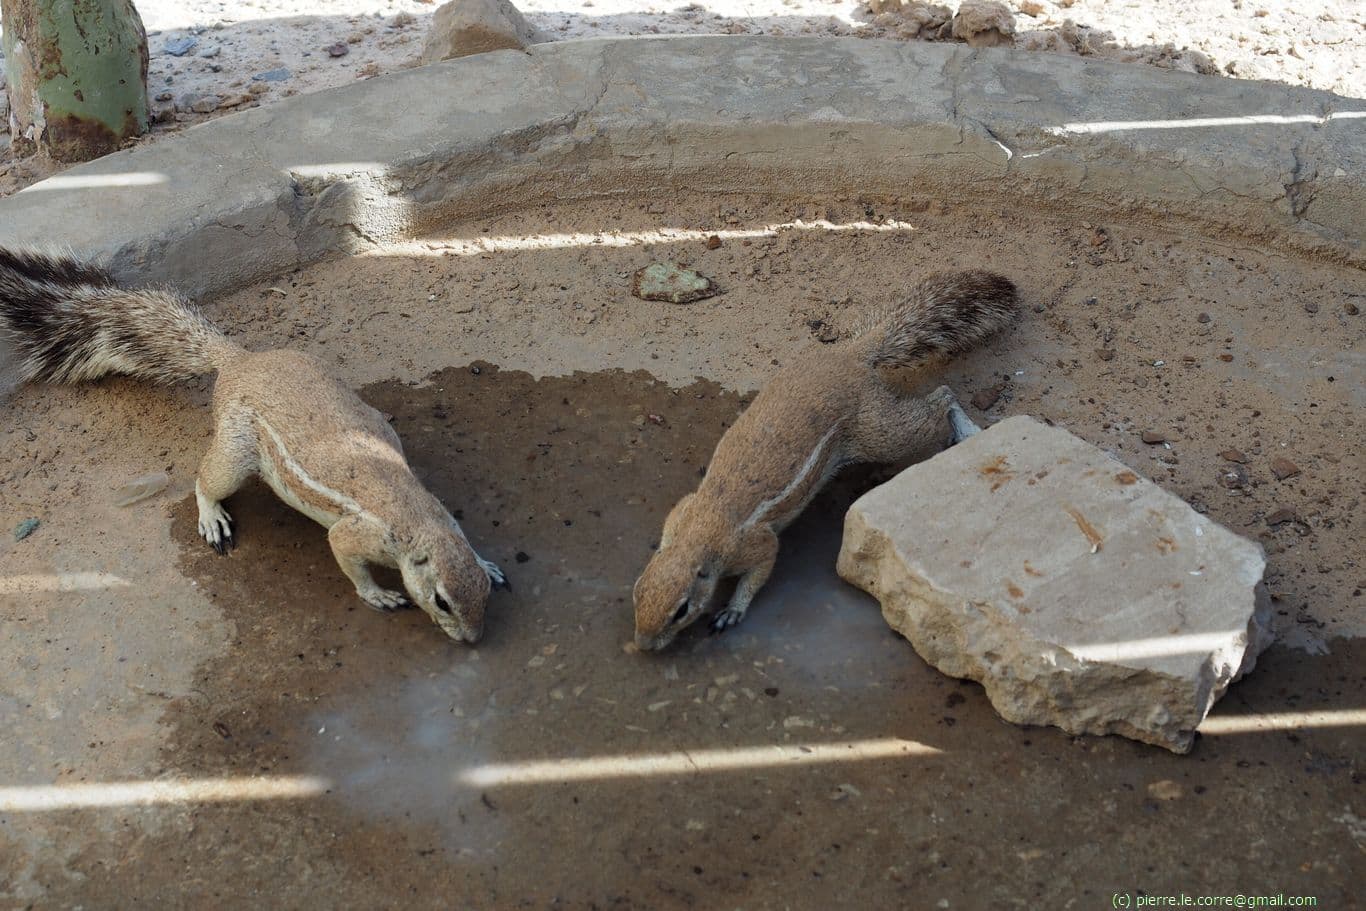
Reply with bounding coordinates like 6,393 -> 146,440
0,250 -> 505,643
633,270 -> 1018,650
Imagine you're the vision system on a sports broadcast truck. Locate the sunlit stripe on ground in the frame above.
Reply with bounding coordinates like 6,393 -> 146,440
381,218 -> 920,257
21,173 -> 169,192
0,775 -> 330,812
1050,110 -> 1366,134
0,572 -> 132,594
1199,708 -> 1366,736
458,738 -> 939,787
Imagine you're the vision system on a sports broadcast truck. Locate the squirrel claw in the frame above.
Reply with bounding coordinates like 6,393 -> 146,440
200,519 -> 234,556
361,589 -> 410,613
478,556 -> 510,592
709,608 -> 745,633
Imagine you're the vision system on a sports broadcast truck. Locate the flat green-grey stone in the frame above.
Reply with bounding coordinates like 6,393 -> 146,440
631,262 -> 719,304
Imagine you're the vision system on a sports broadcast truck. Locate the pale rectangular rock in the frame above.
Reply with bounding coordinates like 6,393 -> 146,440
837,415 -> 1272,753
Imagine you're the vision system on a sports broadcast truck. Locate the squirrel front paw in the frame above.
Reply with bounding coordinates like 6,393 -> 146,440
709,607 -> 747,633
358,587 -> 411,612
197,502 -> 235,556
478,556 -> 511,592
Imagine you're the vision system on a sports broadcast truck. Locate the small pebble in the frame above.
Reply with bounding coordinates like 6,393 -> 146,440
1140,430 -> 1168,444
1196,312 -> 1211,323
1095,348 -> 1116,361
1303,302 -> 1319,314
13,518 -> 40,541
1270,457 -> 1300,481
631,262 -> 718,304
1218,449 -> 1248,464
252,68 -> 292,83
163,36 -> 198,57
1265,507 -> 1299,526
326,42 -> 349,57
1217,466 -> 1249,490
1147,780 -> 1183,801
830,783 -> 861,801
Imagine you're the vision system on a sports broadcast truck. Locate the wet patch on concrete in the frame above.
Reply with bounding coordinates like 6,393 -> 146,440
23,363 -> 1347,907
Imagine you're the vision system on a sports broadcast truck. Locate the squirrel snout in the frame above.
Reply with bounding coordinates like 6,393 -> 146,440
634,629 -> 672,652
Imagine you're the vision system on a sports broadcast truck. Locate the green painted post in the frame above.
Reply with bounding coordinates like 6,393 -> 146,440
1,0 -> 149,161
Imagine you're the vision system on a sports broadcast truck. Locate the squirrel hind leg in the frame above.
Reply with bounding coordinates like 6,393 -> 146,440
848,385 -> 960,464
943,394 -> 981,443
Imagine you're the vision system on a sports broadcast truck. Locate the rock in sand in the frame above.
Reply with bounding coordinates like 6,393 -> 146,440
421,0 -> 546,64
631,263 -> 719,304
837,415 -> 1272,753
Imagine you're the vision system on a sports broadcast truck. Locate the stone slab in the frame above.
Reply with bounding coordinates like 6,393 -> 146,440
837,415 -> 1273,753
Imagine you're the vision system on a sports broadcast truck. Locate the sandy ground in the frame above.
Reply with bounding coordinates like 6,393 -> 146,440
1,0 -> 1363,194
1,192 -> 1362,906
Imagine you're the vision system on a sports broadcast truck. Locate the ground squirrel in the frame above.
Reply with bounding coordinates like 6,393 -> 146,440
632,270 -> 1018,651
0,249 -> 507,644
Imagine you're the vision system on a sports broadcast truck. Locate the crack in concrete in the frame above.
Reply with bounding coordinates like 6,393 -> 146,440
1284,140 -> 1320,220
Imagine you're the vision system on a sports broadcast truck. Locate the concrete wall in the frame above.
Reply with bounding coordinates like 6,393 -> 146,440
0,37 -> 1362,298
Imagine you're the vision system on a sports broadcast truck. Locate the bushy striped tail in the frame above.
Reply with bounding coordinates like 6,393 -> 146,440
0,249 -> 237,385
864,270 -> 1019,370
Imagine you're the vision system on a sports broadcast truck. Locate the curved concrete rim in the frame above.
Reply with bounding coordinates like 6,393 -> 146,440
0,36 -> 1363,296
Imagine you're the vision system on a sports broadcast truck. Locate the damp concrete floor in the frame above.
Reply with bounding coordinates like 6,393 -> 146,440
1,194 -> 1362,908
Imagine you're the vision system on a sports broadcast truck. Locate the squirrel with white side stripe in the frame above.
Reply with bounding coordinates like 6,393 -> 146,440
0,249 -> 507,644
632,270 -> 1019,651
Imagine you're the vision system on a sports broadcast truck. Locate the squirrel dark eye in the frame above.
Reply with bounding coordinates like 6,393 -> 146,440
434,593 -> 453,614
672,601 -> 690,624
696,568 -> 709,579
413,556 -> 429,566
